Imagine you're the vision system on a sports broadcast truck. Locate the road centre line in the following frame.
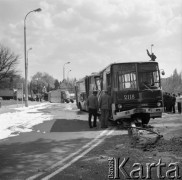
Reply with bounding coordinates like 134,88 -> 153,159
27,128 -> 115,180
41,128 -> 115,180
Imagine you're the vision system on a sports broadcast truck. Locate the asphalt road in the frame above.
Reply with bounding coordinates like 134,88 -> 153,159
0,102 -> 182,180
0,102 -> 117,180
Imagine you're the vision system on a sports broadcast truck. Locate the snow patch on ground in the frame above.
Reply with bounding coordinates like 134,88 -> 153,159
0,103 -> 53,140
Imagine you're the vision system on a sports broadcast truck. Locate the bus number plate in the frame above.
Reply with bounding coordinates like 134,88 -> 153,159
124,94 -> 135,100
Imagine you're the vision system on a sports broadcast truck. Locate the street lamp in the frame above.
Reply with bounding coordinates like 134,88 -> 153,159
63,61 -> 70,81
67,69 -> 71,79
24,8 -> 42,107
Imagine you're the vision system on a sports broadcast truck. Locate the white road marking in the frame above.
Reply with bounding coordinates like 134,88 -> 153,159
42,129 -> 115,180
27,128 -> 115,180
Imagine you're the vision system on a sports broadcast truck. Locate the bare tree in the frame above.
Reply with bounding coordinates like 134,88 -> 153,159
0,44 -> 19,82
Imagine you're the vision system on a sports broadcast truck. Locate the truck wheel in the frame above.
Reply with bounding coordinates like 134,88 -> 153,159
141,114 -> 150,125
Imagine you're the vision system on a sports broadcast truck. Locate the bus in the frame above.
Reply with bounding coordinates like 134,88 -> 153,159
98,61 -> 164,124
75,73 -> 100,111
75,61 -> 164,125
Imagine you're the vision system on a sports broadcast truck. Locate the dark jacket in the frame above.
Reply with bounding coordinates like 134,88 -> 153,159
87,94 -> 98,109
99,93 -> 112,110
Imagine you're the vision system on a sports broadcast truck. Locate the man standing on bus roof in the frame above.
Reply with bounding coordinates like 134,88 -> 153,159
99,90 -> 112,129
87,90 -> 98,128
146,49 -> 157,61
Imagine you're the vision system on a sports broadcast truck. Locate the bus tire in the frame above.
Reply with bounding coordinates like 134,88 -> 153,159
141,114 -> 150,125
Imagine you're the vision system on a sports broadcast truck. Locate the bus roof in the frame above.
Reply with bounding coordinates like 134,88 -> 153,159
99,61 -> 158,73
76,72 -> 100,83
76,61 -> 158,83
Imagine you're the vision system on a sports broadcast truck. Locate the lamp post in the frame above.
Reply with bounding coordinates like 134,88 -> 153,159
67,70 -> 71,80
63,61 -> 70,81
27,47 -> 32,97
36,78 -> 40,102
151,44 -> 154,54
24,8 -> 41,107
27,47 -> 32,78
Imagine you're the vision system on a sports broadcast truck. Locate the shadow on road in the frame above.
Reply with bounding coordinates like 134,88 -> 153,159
50,119 -> 101,132
0,137 -> 90,180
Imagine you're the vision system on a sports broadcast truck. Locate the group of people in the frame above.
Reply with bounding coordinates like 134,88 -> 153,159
163,92 -> 182,113
87,90 -> 182,129
87,90 -> 112,129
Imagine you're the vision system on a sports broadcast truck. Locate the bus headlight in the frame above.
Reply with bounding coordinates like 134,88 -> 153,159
157,102 -> 162,107
118,104 -> 123,109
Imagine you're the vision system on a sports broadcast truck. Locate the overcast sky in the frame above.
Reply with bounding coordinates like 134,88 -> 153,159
0,0 -> 182,81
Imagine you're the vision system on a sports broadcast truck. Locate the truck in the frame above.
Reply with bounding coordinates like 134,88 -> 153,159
61,90 -> 74,103
0,89 -> 15,100
48,89 -> 74,103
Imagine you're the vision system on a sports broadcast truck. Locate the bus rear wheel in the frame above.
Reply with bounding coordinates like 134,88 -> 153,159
141,114 -> 150,125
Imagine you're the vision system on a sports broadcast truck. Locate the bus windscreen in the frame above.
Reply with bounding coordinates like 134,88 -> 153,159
138,63 -> 160,90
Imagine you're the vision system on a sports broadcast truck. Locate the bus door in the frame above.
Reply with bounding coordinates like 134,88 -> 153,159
106,72 -> 111,93
95,76 -> 102,101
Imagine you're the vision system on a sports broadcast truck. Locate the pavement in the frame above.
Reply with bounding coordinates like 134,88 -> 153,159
0,101 -> 42,114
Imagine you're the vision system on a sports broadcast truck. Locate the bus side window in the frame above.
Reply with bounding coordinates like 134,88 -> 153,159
95,77 -> 101,91
106,73 -> 110,87
80,93 -> 85,101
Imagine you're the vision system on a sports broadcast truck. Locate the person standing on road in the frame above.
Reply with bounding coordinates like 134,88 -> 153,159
167,93 -> 173,112
176,93 -> 182,114
99,90 -> 112,128
163,92 -> 168,112
171,94 -> 176,113
87,90 -> 98,128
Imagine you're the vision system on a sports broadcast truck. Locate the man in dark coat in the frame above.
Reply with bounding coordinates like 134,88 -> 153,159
176,93 -> 182,113
99,90 -> 112,128
87,91 -> 98,128
171,94 -> 176,113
